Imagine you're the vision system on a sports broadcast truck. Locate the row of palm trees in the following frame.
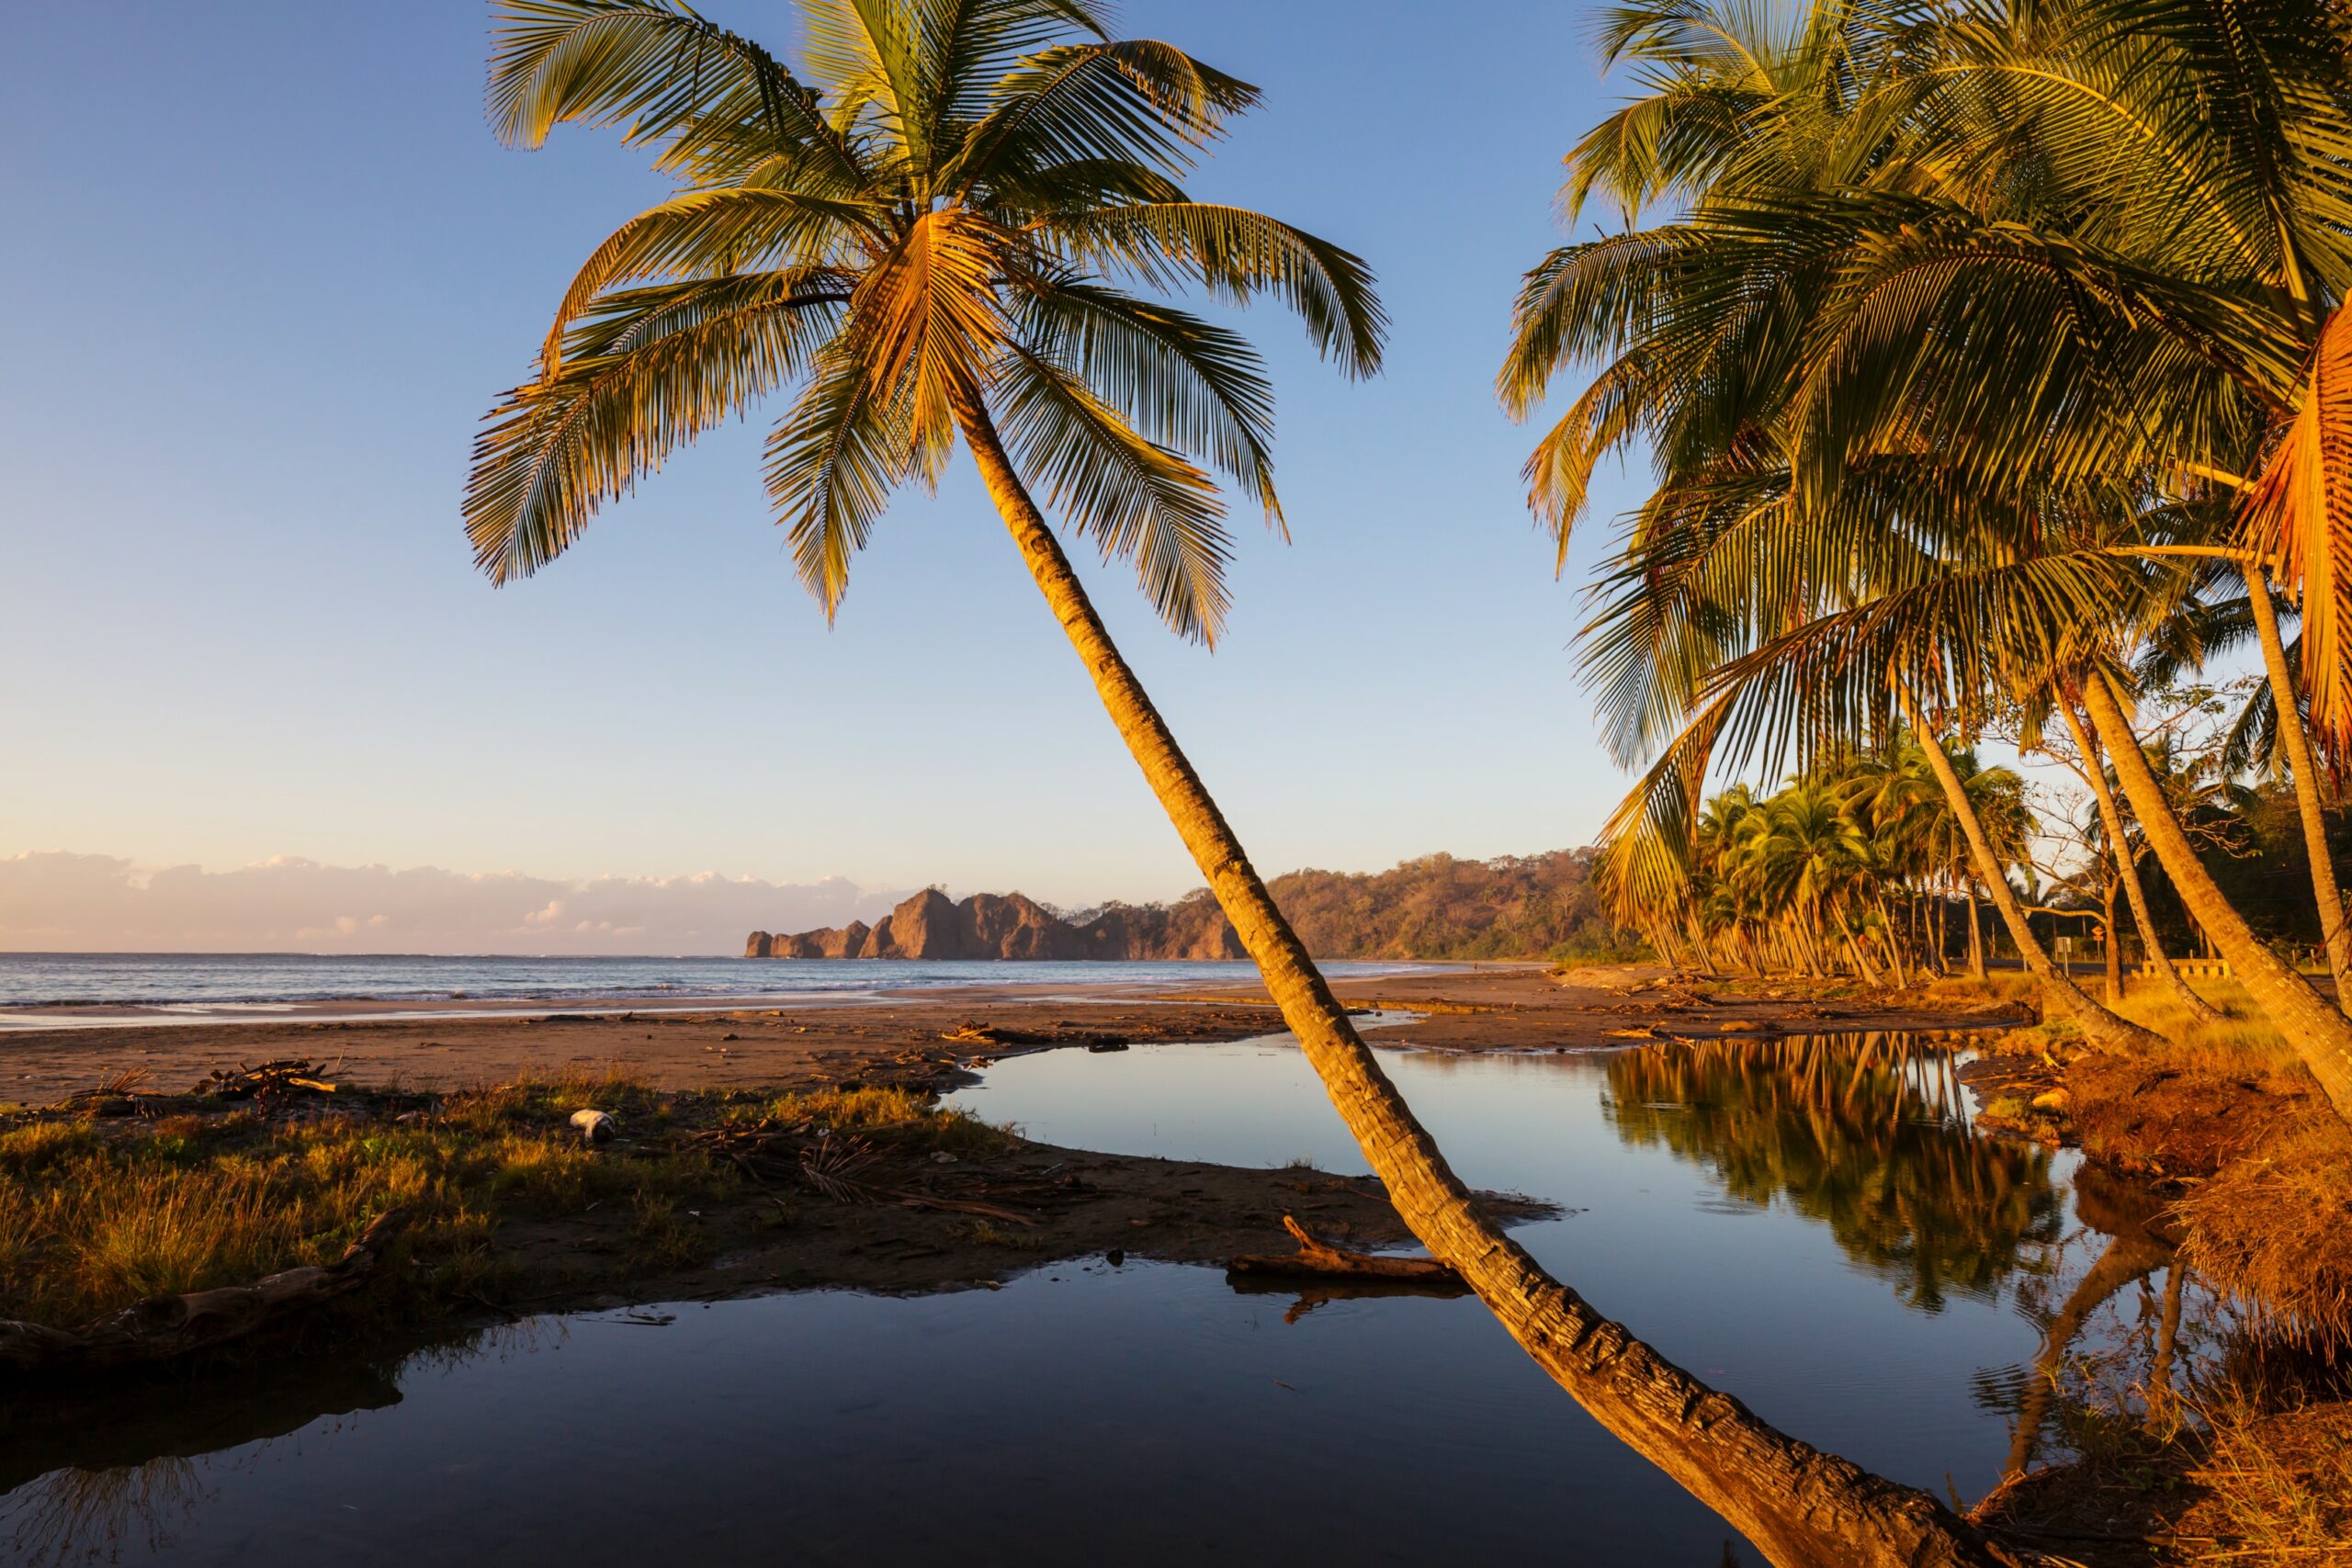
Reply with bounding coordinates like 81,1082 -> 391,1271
1503,0 -> 2352,1118
1668,740 -> 2027,984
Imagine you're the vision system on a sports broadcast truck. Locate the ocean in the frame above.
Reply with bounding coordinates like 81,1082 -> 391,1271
0,952 -> 1443,1027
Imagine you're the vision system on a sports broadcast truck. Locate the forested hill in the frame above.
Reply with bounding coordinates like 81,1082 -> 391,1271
750,851 -> 1622,963
1257,850 -> 1616,960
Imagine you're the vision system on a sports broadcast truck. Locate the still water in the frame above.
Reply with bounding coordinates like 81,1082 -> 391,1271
3,1034 -> 2152,1566
0,954 -> 1435,1025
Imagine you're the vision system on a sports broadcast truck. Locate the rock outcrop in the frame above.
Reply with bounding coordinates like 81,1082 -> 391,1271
748,849 -> 1611,963
749,888 -> 1244,962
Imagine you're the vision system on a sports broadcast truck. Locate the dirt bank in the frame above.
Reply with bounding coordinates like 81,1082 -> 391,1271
0,964 -> 2030,1109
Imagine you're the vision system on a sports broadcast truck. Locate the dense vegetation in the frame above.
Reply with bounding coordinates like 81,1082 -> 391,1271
1074,849 -> 1625,963
1268,850 -> 1625,962
1503,0 -> 2352,1113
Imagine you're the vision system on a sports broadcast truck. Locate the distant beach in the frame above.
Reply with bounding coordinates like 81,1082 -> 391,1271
0,953 -> 1452,1031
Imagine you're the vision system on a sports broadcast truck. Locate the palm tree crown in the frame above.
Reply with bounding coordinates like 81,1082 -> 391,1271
469,0 -> 1384,644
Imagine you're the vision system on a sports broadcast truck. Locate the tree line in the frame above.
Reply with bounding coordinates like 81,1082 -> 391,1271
1502,0 -> 2352,1120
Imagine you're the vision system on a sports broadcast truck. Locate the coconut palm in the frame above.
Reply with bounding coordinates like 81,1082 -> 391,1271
1508,0 -> 2352,1114
469,5 -> 2004,1561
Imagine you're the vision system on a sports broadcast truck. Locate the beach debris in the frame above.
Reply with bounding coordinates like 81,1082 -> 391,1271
197,1060 -> 339,1101
1085,1039 -> 1130,1054
799,1134 -> 881,1203
0,1209 -> 411,1378
931,1150 -> 958,1164
1227,1215 -> 1467,1287
570,1109 -> 617,1144
1601,1026 -> 1659,1040
56,1068 -> 157,1117
941,1021 -> 1048,1045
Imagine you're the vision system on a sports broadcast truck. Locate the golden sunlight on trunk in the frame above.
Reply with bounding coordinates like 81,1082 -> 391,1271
2244,570 -> 2352,1003
2080,672 -> 2352,1122
1899,692 -> 2165,1052
2054,701 -> 2224,1021
954,388 -> 2032,1568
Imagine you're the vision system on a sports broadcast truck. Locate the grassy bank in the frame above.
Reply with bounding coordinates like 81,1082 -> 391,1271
0,1070 -> 1006,1335
1934,974 -> 2352,1562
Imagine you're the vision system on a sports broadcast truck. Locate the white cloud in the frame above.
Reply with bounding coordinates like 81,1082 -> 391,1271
0,852 -> 906,955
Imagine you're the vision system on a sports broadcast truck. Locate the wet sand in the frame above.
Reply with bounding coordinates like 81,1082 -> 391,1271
0,963 -> 2027,1106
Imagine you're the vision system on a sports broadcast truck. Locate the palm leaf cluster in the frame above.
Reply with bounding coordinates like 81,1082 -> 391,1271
1508,0 -> 2352,980
469,0 -> 1383,645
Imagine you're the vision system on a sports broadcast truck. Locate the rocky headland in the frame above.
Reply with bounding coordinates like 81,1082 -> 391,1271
746,850 -> 1626,964
746,887 -> 1245,961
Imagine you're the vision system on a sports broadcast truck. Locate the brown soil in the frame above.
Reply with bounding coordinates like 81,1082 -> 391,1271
486,1136 -> 1539,1303
0,963 -> 2023,1108
1962,1043 -> 2321,1180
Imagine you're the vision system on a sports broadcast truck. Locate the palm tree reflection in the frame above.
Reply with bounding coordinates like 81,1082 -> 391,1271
1605,1034 -> 2065,1311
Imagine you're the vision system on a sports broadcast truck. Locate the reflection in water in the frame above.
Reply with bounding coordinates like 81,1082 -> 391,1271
1605,1035 -> 2064,1312
0,1327 -> 528,1567
0,1035 -> 2221,1567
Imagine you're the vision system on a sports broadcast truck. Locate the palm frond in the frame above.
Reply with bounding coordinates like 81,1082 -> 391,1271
994,346 -> 1234,644
763,344 -> 917,619
1015,276 -> 1280,523
488,0 -> 861,185
468,273 -> 846,583
2239,306 -> 2352,749
1049,202 -> 1386,377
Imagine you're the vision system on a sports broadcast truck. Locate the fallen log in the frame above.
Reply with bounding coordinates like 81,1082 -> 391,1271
0,1209 -> 412,1378
1227,1214 -> 1464,1284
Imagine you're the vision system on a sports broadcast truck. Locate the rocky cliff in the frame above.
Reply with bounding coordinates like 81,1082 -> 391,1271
747,850 -> 1614,962
747,887 -> 1245,962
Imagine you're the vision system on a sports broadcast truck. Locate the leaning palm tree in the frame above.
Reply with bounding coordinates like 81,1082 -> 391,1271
468,5 -> 2008,1562
1509,0 -> 2352,1113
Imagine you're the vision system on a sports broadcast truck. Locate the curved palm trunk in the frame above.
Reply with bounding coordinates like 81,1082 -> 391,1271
953,392 -> 2021,1568
2080,672 -> 2352,1122
1900,692 -> 2165,1050
2054,702 -> 2223,1021
1838,915 -> 1883,986
1964,886 -> 1986,979
2244,570 -> 2351,1004
1872,890 -> 1910,987
2101,878 -> 2122,1006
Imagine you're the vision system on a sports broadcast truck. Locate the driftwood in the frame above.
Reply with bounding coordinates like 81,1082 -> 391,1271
0,1209 -> 411,1377
196,1058 -> 340,1100
1227,1215 -> 1465,1284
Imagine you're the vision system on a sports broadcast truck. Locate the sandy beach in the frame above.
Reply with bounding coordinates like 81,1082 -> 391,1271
0,963 -> 2028,1107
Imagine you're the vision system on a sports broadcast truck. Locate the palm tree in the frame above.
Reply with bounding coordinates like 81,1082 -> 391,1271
469,6 -> 2005,1562
2048,695 -> 2226,1021
1505,0 -> 2352,1116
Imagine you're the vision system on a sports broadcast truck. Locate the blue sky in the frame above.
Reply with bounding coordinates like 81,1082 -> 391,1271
1,0 -> 1650,930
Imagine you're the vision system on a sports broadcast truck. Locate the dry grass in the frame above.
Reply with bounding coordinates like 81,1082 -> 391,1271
0,1068 -> 1019,1332
2173,1397 -> 2352,1562
0,1072 -> 729,1329
1948,973 -> 2352,1348
727,1084 -> 1020,1160
2177,1120 -> 2352,1347
1918,970 -> 2042,1011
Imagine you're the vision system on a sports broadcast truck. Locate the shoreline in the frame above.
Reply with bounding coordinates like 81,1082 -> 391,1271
0,958 -> 1471,1033
0,964 -> 2023,1106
